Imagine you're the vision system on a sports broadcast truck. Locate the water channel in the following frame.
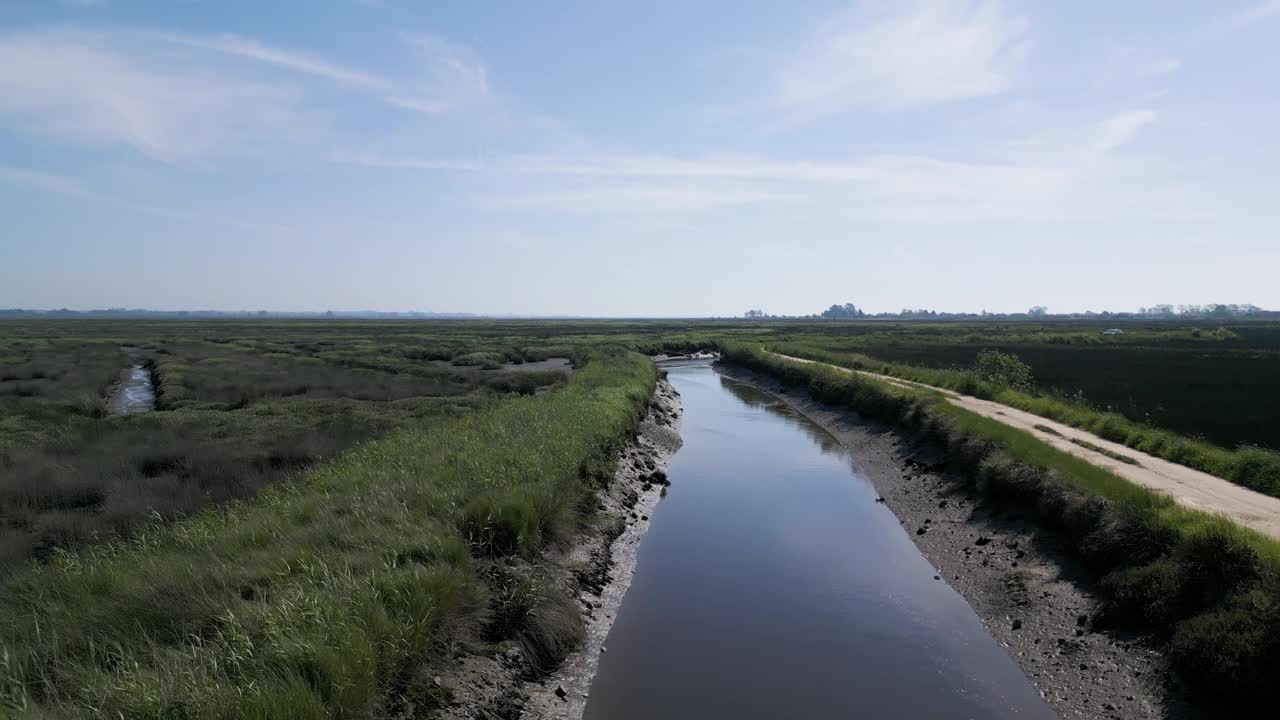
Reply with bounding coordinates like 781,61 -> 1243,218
583,361 -> 1053,719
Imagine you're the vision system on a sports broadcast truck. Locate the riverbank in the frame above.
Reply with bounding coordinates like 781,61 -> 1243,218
435,372 -> 683,720
0,350 -> 659,718
717,363 -> 1206,720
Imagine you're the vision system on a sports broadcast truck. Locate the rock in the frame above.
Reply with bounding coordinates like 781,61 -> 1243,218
555,686 -> 568,700
1012,619 -> 1023,630
938,499 -> 949,508
1075,628 -> 1085,637
916,527 -> 928,535
975,536 -> 993,546
1077,613 -> 1089,627
875,496 -> 886,503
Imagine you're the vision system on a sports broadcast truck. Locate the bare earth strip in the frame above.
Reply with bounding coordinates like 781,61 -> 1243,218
767,351 -> 1280,541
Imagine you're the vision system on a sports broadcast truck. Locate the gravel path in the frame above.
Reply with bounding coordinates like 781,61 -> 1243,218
769,351 -> 1280,540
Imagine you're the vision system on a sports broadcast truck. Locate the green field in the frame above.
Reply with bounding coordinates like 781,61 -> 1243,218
768,321 -> 1280,450
3,317 -> 1280,717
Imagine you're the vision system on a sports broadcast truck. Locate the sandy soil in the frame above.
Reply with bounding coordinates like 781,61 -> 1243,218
430,373 -> 683,720
769,351 -> 1280,541
720,364 -> 1210,720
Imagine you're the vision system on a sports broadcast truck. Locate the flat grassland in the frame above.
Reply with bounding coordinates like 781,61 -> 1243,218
3,318 -> 1280,717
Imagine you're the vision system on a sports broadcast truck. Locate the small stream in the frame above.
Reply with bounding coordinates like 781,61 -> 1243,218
110,361 -> 156,415
583,361 -> 1053,719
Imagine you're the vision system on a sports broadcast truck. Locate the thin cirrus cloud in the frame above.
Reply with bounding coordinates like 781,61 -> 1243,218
338,109 -> 1165,222
1218,0 -> 1280,32
165,30 -> 492,114
0,164 -> 292,232
767,0 -> 1029,119
0,27 -> 492,163
0,28 -> 316,163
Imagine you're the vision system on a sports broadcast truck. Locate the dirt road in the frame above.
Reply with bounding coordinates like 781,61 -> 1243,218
767,351 -> 1280,541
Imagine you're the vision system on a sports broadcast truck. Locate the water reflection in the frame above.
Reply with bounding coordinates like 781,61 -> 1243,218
584,362 -> 1052,720
718,374 -> 846,456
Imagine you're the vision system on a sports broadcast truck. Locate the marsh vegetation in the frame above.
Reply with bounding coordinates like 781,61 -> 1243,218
3,318 -> 1280,717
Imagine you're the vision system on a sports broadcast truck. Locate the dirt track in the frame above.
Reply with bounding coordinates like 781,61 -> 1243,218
768,351 -> 1280,541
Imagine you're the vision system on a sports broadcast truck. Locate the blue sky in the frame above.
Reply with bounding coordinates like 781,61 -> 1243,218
2,0 -> 1278,316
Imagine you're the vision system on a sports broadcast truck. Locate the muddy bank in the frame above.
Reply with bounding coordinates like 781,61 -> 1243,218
431,373 -> 682,719
717,363 -> 1207,720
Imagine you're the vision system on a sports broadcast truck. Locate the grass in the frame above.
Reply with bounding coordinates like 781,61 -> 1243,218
0,348 -> 655,718
767,322 -> 1280,450
0,325 -> 586,577
769,342 -> 1280,498
1068,437 -> 1142,465
6,316 -> 1280,713
722,342 -> 1280,705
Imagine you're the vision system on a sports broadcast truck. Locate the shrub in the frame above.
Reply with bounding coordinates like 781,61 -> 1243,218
973,349 -> 1035,392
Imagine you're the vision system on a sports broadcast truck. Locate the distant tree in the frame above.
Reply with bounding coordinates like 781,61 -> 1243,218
975,350 -> 1034,392
820,303 -> 865,319
1028,306 -> 1048,318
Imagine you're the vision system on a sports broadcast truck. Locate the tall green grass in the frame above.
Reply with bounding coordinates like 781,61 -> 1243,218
769,341 -> 1280,498
0,348 -> 655,718
723,343 -> 1280,705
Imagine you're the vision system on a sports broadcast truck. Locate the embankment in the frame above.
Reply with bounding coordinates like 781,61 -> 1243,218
720,343 -> 1280,712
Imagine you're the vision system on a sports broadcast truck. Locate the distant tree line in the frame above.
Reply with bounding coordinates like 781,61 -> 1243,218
776,302 -> 1280,321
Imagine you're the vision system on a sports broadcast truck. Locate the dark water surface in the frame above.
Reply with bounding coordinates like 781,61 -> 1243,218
115,364 -> 155,415
583,362 -> 1053,720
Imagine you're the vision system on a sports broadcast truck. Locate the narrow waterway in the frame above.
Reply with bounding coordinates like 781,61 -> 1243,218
110,362 -> 156,415
583,361 -> 1054,719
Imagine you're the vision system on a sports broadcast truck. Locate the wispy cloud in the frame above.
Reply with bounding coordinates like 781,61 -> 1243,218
160,32 -> 391,89
0,165 -> 92,197
395,34 -> 493,113
768,0 -> 1029,120
1219,0 -> 1280,32
0,164 -> 292,232
0,28 -> 320,162
0,27 -> 495,162
340,108 -> 1167,222
1092,110 -> 1157,154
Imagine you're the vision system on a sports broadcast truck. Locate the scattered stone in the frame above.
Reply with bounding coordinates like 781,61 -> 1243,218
917,527 -> 928,535
938,499 -> 949,508
975,536 -> 993,546
554,686 -> 567,700
1012,619 -> 1023,630
1077,613 -> 1089,627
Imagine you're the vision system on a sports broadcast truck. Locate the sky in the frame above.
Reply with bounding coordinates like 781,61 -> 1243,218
1,0 -> 1279,316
